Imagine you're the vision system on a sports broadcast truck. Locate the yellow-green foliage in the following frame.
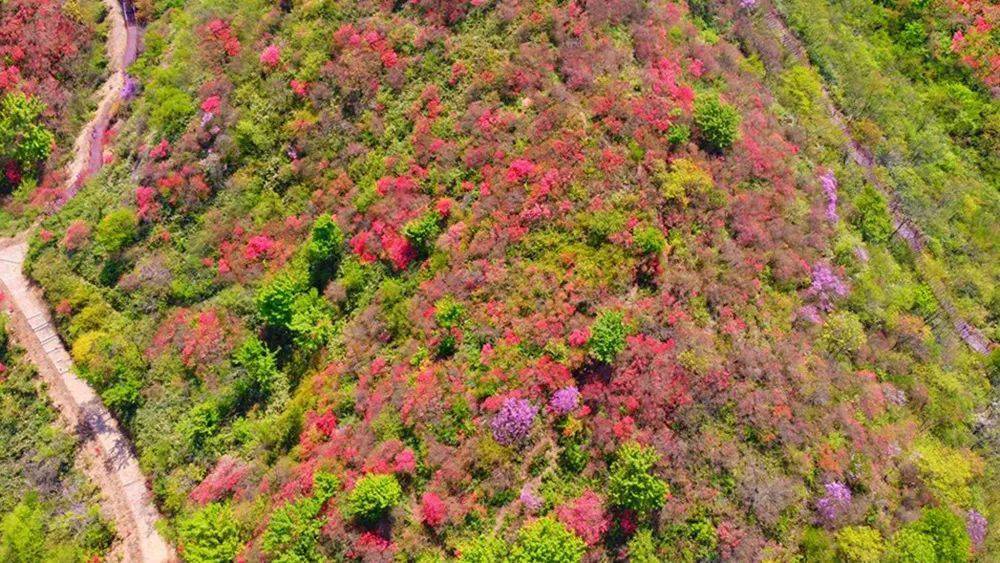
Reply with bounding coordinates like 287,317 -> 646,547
913,437 -> 979,506
835,526 -> 885,563
655,158 -> 714,207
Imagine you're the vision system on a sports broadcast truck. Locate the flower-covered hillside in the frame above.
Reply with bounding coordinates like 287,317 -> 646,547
24,0 -> 997,560
0,0 -> 109,224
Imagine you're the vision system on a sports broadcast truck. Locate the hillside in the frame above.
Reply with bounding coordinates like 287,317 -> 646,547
1,0 -> 997,561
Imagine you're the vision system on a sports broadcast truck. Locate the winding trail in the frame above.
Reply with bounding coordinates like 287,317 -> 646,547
0,2 -> 174,561
759,4 -> 994,356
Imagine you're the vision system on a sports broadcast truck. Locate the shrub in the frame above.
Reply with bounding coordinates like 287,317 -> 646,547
589,310 -> 627,364
608,442 -> 668,513
693,95 -> 741,152
633,226 -> 667,254
835,526 -> 885,563
490,398 -> 537,446
654,158 -> 714,207
510,517 -> 586,563
888,526 -> 936,563
910,507 -> 971,562
627,529 -> 660,563
402,211 -> 443,257
345,474 -> 403,523
0,497 -> 46,562
177,503 -> 242,563
0,92 -> 54,170
95,208 -> 139,253
257,273 -> 306,328
820,311 -> 866,357
306,215 -> 344,287
262,472 -> 337,561
666,122 -> 691,145
457,535 -> 506,562
852,185 -> 893,244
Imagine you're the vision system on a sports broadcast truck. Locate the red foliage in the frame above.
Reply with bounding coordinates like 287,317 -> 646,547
189,456 -> 250,505
555,490 -> 608,546
420,492 -> 447,528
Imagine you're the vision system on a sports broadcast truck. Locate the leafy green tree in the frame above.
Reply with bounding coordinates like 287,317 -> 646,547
257,273 -> 306,328
835,526 -> 886,563
232,336 -> 286,410
345,473 -> 402,523
888,526 -> 936,563
510,517 -> 586,563
306,215 -> 344,287
178,503 -> 243,563
693,95 -> 741,152
910,507 -> 971,562
852,185 -> 893,244
0,497 -> 46,563
590,310 -> 628,364
0,92 -> 54,169
821,311 -> 866,357
402,211 -> 443,257
288,289 -> 335,351
608,442 -> 668,513
262,472 -> 338,562
95,208 -> 139,254
627,529 -> 660,563
633,226 -> 667,255
457,534 -> 506,562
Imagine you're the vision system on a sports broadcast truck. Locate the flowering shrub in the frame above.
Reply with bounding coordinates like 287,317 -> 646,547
555,491 -> 608,546
549,386 -> 580,415
490,398 -> 537,446
815,481 -> 851,525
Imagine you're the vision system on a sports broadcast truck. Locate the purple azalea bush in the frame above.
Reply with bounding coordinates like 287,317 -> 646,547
816,481 -> 852,524
550,386 -> 580,415
491,398 -> 537,446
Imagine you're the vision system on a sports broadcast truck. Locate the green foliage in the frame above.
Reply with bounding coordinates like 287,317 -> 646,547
667,123 -> 691,145
852,186 -> 893,244
627,529 -> 660,563
306,215 -> 344,287
693,95 -> 741,152
345,473 -> 402,523
633,226 -> 667,255
608,442 -> 668,513
654,158 -> 715,207
913,438 -> 975,506
146,84 -> 195,139
232,336 -> 286,410
835,526 -> 886,563
257,273 -> 307,328
888,526 -> 936,563
589,310 -> 627,364
800,527 -> 835,562
820,311 -> 866,357
909,507 -> 971,562
510,517 -> 586,563
0,497 -> 46,563
262,472 -> 338,562
457,534 -> 506,562
287,289 -> 335,351
94,208 -> 139,253
402,211 -> 443,257
0,92 -> 54,170
177,503 -> 242,563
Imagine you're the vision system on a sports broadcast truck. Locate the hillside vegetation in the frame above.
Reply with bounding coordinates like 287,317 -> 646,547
2,0 -> 997,561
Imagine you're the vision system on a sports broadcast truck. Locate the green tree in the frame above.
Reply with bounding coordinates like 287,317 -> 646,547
95,208 -> 139,253
457,534 -> 506,562
693,95 -> 741,152
257,273 -> 306,328
262,472 -> 338,562
510,517 -> 586,563
853,185 -> 893,244
306,215 -> 344,287
835,526 -> 886,563
402,211 -> 443,257
345,473 -> 402,523
0,497 -> 46,563
590,310 -> 628,364
0,92 -> 54,169
910,507 -> 971,562
608,442 -> 668,513
627,529 -> 660,563
888,526 -> 936,563
178,503 -> 242,563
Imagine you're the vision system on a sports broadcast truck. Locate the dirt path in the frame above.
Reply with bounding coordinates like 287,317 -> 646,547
759,5 -> 994,355
0,2 -> 174,561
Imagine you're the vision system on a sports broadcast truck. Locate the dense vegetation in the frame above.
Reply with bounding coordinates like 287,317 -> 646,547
0,315 -> 115,561
4,0 -> 997,560
0,0 -> 108,229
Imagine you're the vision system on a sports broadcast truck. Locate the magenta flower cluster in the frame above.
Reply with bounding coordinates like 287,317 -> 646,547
550,386 -> 580,415
491,398 -> 537,446
816,481 -> 852,523
819,170 -> 838,223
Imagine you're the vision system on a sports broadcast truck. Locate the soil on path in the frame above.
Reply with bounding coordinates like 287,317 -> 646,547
1,1 -> 174,561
